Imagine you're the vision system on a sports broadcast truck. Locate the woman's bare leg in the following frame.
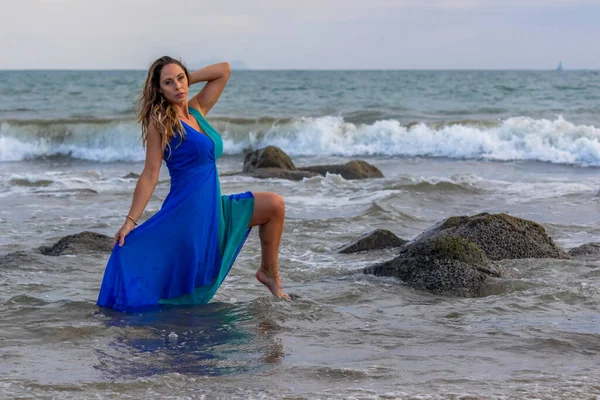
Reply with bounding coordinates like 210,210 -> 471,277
249,192 -> 289,299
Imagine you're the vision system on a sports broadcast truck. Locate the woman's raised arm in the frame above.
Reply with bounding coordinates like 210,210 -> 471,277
188,62 -> 231,116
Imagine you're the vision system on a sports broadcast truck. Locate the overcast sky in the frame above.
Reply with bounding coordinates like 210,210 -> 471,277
2,0 -> 599,69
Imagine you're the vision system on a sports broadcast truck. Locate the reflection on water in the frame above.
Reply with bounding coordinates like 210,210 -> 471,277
95,302 -> 284,378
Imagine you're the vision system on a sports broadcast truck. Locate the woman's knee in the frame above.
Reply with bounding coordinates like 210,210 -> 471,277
267,192 -> 285,219
251,192 -> 285,227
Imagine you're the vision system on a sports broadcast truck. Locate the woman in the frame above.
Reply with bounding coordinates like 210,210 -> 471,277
97,56 -> 288,311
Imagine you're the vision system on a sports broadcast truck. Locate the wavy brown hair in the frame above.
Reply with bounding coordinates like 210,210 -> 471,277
137,56 -> 191,154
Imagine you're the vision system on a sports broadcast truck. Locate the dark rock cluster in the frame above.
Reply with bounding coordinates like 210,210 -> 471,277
345,213 -> 571,297
240,145 -> 383,181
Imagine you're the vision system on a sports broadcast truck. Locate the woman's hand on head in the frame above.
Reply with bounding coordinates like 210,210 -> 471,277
189,62 -> 231,116
114,220 -> 136,247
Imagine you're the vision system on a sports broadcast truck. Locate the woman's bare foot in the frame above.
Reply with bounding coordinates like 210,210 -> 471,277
256,268 -> 290,299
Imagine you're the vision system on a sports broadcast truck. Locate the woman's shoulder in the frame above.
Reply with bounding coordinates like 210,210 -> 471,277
187,100 -> 205,119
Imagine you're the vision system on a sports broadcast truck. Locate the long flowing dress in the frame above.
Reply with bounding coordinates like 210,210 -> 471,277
97,108 -> 255,312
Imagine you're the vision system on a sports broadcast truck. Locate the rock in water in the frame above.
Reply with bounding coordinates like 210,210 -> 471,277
299,160 -> 383,180
39,231 -> 113,256
409,213 -> 568,260
240,147 -> 382,181
243,146 -> 296,172
338,229 -> 407,254
365,236 -> 500,297
567,242 -> 600,261
363,213 -> 566,297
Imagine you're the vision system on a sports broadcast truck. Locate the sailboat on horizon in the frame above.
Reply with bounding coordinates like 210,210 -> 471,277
556,61 -> 563,71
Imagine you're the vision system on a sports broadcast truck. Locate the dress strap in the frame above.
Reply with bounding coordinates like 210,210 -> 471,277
188,108 -> 223,158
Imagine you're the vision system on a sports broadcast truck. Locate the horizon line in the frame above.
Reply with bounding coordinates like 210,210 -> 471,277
1,68 -> 599,72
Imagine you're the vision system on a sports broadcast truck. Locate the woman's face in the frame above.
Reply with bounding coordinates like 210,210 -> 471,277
158,63 -> 188,104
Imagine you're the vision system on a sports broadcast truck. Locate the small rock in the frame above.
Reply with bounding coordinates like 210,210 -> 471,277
568,242 -> 600,261
39,231 -> 113,256
338,229 -> 407,254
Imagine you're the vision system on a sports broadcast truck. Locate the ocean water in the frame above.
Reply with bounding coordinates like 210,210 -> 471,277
1,70 -> 599,399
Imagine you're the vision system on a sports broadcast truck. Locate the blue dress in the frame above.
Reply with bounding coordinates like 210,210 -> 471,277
97,108 -> 255,311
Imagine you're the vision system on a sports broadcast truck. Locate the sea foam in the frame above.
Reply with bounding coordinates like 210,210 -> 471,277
1,116 -> 599,166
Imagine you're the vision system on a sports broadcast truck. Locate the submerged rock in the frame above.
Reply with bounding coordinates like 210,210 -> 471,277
364,213 -> 566,297
338,229 -> 407,254
243,146 -> 296,172
0,251 -> 51,269
39,231 -> 113,256
298,160 -> 383,180
568,242 -> 600,261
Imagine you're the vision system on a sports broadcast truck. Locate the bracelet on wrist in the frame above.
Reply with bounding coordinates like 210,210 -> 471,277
126,215 -> 138,226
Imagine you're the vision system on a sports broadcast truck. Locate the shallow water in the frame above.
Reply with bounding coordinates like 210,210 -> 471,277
1,154 -> 599,399
2,70 -> 600,398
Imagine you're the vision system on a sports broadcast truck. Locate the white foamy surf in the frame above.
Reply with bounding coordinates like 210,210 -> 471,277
1,116 -> 599,166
